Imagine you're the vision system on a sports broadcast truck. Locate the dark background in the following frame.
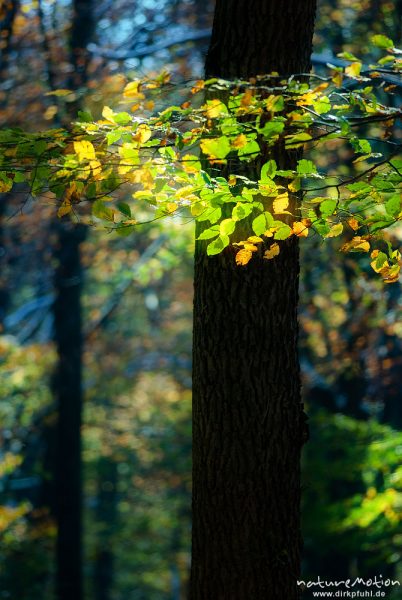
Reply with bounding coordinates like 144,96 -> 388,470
0,1 -> 401,598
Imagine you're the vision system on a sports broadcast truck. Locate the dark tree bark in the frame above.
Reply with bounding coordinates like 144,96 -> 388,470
51,4 -> 93,598
94,456 -> 118,600
69,0 -> 94,89
53,222 -> 86,600
191,2 -> 316,599
0,197 -> 9,329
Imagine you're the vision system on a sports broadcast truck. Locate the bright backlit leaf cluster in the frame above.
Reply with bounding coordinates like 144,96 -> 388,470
0,38 -> 401,281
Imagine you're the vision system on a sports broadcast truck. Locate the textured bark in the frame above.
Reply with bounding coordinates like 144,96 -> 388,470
51,5 -> 93,598
94,457 -> 118,600
69,0 -> 94,89
53,223 -> 86,600
205,0 -> 316,79
191,1 -> 316,598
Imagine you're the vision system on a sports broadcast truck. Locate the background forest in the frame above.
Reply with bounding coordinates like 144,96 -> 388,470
0,0 -> 402,599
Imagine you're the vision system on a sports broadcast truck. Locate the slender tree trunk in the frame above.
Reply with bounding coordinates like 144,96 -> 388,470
0,197 -> 9,329
191,2 -> 316,598
51,4 -> 93,598
53,222 -> 86,600
94,457 -> 118,600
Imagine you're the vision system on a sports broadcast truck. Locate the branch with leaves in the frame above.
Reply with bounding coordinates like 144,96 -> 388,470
0,36 -> 401,281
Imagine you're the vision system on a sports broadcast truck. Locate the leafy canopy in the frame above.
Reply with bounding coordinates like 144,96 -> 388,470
0,37 -> 401,281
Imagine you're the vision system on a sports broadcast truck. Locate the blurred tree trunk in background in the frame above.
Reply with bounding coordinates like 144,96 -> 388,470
0,2 -> 17,324
0,0 -> 18,108
52,2 -> 93,599
0,198 -> 9,329
94,456 -> 118,600
53,222 -> 86,600
191,1 -> 316,598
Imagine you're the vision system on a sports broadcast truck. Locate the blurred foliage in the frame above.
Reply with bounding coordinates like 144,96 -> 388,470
0,336 -> 56,600
0,0 -> 402,599
303,411 -> 402,574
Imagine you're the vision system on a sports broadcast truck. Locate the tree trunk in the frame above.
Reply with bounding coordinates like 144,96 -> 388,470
52,4 -> 93,598
53,222 -> 86,600
191,2 -> 316,598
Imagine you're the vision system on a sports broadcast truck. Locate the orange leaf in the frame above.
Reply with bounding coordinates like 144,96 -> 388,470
264,243 -> 280,259
236,249 -> 253,266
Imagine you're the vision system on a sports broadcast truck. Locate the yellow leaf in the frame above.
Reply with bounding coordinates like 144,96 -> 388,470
273,192 -> 289,214
292,221 -> 309,237
204,99 -> 227,119
296,91 -> 317,107
345,62 -> 362,78
123,80 -> 144,98
74,140 -> 96,161
383,264 -> 400,284
332,72 -> 343,87
0,179 -> 12,193
58,202 -> 72,217
247,236 -> 263,244
102,106 -> 116,122
243,243 -> 258,252
325,222 -> 343,238
228,175 -> 237,186
340,236 -> 370,253
133,124 -> 152,145
240,89 -> 253,107
236,249 -> 253,266
166,203 -> 178,213
313,82 -> 329,93
371,257 -> 389,274
232,134 -> 248,149
191,80 -> 205,94
348,217 -> 360,231
264,243 -> 280,259
182,154 -> 201,174
45,89 -> 73,97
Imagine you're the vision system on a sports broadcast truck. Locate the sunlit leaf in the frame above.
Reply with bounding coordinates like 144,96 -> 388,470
340,236 -> 370,253
236,249 -> 253,265
264,243 -> 280,259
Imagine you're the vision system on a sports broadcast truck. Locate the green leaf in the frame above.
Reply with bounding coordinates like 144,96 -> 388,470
325,222 -> 344,238
274,223 -> 292,240
114,112 -> 132,125
197,226 -> 219,240
34,140 -> 47,155
92,199 -> 115,222
258,121 -> 285,139
320,199 -> 337,217
261,160 -> 277,180
232,202 -> 253,221
252,212 -> 273,235
385,195 -> 401,217
265,95 -> 285,112
77,110 -> 93,122
107,131 -> 122,145
285,132 -> 312,149
116,224 -> 136,236
337,51 -> 359,62
200,136 -> 231,159
297,159 -> 317,175
313,96 -> 331,114
197,206 -> 222,224
352,138 -> 372,154
219,218 -> 236,236
372,34 -> 394,49
207,234 -> 229,255
117,202 -> 131,218
238,139 -> 260,160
